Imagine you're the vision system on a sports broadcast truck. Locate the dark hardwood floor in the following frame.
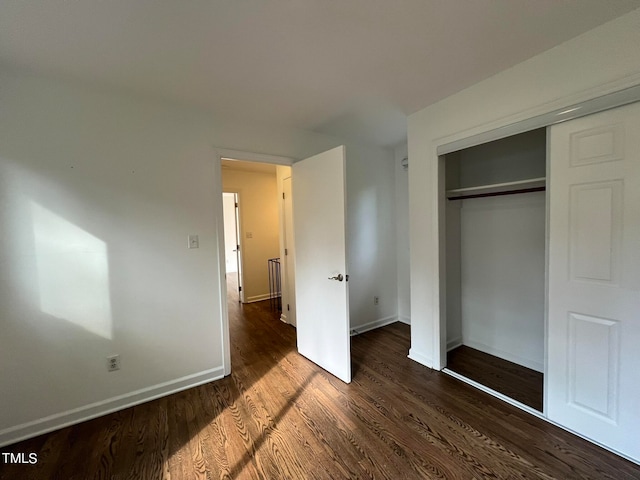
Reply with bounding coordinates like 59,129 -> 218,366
447,345 -> 544,411
2,276 -> 639,478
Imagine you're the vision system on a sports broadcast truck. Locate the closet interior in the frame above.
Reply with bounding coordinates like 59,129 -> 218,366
443,128 -> 547,412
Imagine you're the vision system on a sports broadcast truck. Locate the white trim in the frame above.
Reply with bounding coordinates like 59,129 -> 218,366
213,153 -> 232,376
244,293 -> 272,303
216,147 -> 295,166
442,368 -> 640,467
408,348 -> 433,369
350,316 -> 398,335
446,336 -> 463,352
543,127 -> 552,415
0,367 -> 224,448
436,75 -> 640,155
398,315 -> 411,325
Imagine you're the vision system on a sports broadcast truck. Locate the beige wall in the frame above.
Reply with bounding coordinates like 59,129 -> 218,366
222,169 -> 280,302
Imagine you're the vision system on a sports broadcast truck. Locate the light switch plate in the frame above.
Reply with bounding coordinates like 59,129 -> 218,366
188,234 -> 199,249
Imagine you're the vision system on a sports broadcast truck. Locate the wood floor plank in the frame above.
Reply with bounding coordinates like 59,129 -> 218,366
2,275 -> 639,479
447,345 -> 544,411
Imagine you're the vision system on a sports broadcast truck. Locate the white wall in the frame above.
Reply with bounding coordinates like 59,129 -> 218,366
0,70 -> 225,446
445,130 -> 547,370
407,8 -> 640,369
460,192 -> 546,371
346,144 -> 398,333
222,169 -> 280,302
0,66 -> 398,446
394,144 -> 410,325
445,186 -> 462,351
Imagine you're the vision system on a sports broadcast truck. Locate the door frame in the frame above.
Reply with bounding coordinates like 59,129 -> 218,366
222,191 -> 244,302
281,176 -> 296,327
213,148 -> 295,376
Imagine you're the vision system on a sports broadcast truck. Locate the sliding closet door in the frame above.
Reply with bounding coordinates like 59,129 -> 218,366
547,102 -> 640,462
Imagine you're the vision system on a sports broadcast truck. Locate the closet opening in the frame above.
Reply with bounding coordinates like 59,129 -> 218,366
441,128 -> 547,412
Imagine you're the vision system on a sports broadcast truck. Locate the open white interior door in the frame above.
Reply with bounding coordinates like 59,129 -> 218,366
547,101 -> 640,462
292,146 -> 351,383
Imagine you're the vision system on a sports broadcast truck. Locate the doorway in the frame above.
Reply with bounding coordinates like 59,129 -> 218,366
214,146 -> 352,385
222,192 -> 243,302
220,157 -> 293,321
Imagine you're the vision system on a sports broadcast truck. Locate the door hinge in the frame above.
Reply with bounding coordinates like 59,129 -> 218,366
287,304 -> 290,311
282,192 -> 285,199
235,202 -> 238,208
239,286 -> 242,292
237,244 -> 240,250
285,248 -> 288,255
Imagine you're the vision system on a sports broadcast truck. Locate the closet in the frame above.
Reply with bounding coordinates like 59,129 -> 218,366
443,128 -> 547,411
433,94 -> 640,462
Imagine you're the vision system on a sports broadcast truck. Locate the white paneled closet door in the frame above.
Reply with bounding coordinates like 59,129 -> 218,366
547,101 -> 640,462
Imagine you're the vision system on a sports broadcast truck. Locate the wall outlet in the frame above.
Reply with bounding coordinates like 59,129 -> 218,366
374,296 -> 379,306
107,355 -> 120,372
188,234 -> 199,249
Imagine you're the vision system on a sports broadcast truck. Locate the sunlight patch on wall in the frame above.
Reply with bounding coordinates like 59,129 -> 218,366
31,202 -> 113,339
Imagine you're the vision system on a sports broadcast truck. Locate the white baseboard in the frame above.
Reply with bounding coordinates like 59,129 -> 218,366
350,316 -> 397,336
447,336 -> 463,352
408,348 -> 433,369
244,293 -> 273,303
0,367 -> 225,448
398,315 -> 411,325
463,340 -> 544,373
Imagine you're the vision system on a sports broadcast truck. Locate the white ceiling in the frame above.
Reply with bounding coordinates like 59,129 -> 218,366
1,1 -> 639,148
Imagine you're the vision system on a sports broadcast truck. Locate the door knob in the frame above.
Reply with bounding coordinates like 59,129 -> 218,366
328,274 -> 344,282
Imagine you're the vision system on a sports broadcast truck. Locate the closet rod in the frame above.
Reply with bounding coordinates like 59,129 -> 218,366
447,186 -> 545,201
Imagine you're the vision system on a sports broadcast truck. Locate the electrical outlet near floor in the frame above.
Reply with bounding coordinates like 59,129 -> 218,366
374,296 -> 379,306
106,354 -> 120,372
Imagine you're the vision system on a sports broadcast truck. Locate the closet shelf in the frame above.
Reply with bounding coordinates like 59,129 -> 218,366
446,177 -> 546,200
